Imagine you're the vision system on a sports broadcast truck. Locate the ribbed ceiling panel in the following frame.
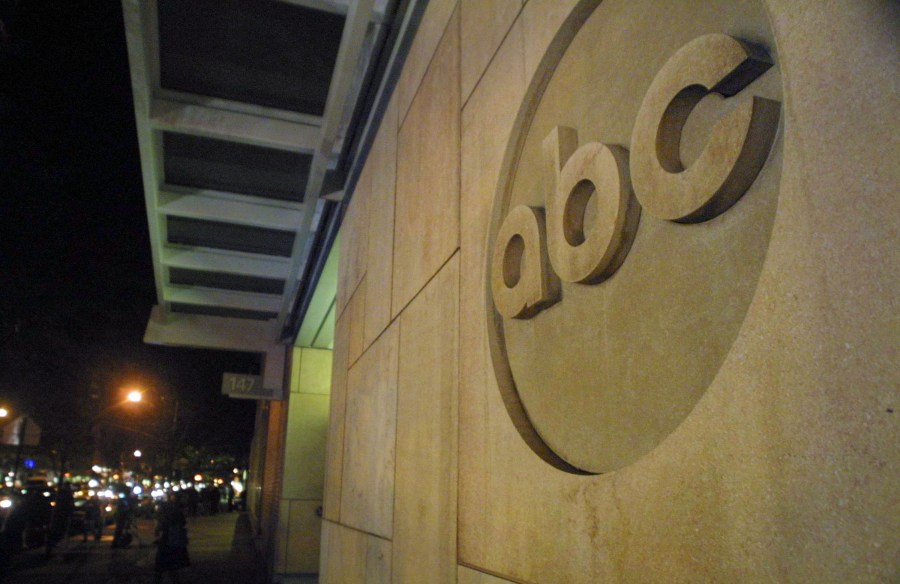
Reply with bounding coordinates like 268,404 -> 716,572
167,216 -> 295,257
158,0 -> 345,115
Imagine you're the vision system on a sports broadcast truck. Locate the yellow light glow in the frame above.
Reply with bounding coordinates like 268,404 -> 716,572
126,390 -> 143,403
0,408 -> 8,418
193,474 -> 203,482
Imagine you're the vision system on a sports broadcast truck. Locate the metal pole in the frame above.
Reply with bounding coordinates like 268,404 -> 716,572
168,398 -> 179,478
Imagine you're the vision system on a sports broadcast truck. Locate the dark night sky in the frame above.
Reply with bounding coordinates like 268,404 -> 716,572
0,1 -> 258,466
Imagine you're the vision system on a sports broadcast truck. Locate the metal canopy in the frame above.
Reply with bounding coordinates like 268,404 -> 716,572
123,0 -> 406,361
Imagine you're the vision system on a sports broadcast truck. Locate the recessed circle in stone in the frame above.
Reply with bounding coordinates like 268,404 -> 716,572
485,0 -> 783,474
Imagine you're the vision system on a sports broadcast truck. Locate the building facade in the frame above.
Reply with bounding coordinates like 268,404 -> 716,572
126,0 -> 897,582
316,0 -> 898,582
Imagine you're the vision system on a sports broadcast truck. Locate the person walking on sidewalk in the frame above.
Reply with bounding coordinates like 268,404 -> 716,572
45,482 -> 74,556
154,493 -> 190,583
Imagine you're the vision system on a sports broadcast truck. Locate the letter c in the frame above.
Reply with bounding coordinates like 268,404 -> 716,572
630,34 -> 781,223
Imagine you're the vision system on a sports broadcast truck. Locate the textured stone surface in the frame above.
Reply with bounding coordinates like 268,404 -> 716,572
393,8 -> 460,317
394,255 -> 459,583
460,0 -> 522,104
340,321 -> 399,539
347,276 -> 366,367
396,0 -> 459,124
363,96 -> 398,351
458,566 -> 515,583
336,190 -> 368,320
322,0 -> 900,581
458,14 -> 527,568
491,0 -> 783,474
319,521 -> 392,583
459,0 -> 899,581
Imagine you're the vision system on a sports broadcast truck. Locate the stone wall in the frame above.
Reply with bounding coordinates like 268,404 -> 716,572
319,0 -> 898,582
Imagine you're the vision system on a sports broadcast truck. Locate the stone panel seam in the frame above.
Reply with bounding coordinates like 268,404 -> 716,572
390,246 -> 461,323
458,561 -> 536,584
334,256 -> 366,325
460,2 -> 525,110
399,0 -> 462,132
327,518 -> 394,543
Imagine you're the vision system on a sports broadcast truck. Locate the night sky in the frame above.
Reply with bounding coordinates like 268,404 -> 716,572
0,1 -> 258,468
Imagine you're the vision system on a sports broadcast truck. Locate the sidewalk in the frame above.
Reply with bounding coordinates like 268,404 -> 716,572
1,512 -> 264,583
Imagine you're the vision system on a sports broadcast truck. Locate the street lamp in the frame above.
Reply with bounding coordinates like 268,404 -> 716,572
0,407 -> 8,418
91,390 -> 145,466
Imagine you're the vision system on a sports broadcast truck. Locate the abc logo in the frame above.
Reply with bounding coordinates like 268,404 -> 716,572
487,30 -> 782,474
491,34 -> 780,321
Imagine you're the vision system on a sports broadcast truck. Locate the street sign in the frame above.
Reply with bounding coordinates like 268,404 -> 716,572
221,373 -> 281,400
1,416 -> 41,446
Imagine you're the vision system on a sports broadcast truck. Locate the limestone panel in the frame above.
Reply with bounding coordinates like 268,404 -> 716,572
366,536 -> 392,584
336,188 -> 368,320
520,0 -> 581,83
457,17 -> 526,569
394,255 -> 459,583
340,321 -> 399,539
319,521 -> 392,584
297,348 -> 333,395
347,276 -> 367,366
392,9 -> 460,318
284,500 -> 323,575
322,313 -> 349,522
281,392 -> 329,501
458,566 -> 515,584
396,0 -> 458,123
460,0 -> 522,103
320,520 -> 367,584
457,0 -> 900,582
363,96 -> 398,350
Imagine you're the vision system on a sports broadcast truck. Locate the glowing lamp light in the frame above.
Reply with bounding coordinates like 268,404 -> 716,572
91,465 -> 102,474
193,474 -> 203,482
88,479 -> 99,488
132,486 -> 142,495
0,499 -> 12,509
0,407 -> 8,418
133,450 -> 142,458
126,390 -> 143,403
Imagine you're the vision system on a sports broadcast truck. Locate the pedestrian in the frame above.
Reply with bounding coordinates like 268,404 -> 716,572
185,486 -> 199,517
46,481 -> 74,556
82,495 -> 103,542
207,485 -> 220,515
154,493 -> 190,583
111,491 -> 136,548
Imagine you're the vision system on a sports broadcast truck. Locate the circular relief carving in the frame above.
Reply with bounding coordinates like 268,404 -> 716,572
485,0 -> 784,474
